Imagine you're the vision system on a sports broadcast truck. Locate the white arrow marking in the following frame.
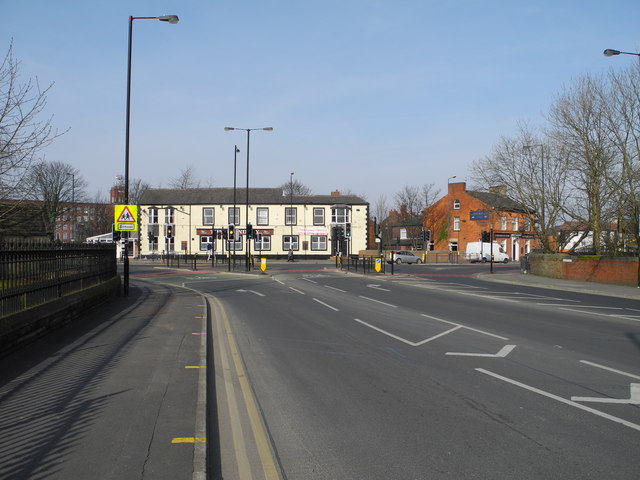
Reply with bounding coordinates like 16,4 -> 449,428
367,284 -> 391,291
446,344 -> 516,358
571,383 -> 640,404
236,289 -> 265,297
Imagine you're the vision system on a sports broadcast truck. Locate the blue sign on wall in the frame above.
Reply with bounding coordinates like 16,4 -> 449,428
470,210 -> 489,220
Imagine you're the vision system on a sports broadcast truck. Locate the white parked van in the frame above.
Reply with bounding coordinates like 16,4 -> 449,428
465,241 -> 510,263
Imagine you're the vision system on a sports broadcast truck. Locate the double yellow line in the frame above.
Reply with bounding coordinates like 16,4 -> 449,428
208,295 -> 281,479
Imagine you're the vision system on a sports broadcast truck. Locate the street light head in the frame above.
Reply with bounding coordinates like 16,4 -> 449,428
224,127 -> 235,131
158,15 -> 179,24
603,49 -> 621,57
263,127 -> 274,131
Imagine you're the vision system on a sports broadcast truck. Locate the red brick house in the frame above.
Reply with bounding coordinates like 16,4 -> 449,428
425,182 -> 539,261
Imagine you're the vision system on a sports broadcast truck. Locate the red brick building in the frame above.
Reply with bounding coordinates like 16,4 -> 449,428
425,182 -> 539,261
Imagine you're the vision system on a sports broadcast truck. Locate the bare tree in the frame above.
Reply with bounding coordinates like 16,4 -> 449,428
548,74 -> 619,255
394,185 -> 425,249
0,41 -> 67,224
280,178 -> 312,196
470,122 -> 569,253
169,165 -> 201,189
26,161 -> 85,238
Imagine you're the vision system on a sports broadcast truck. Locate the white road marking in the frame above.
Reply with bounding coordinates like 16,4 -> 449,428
302,278 -> 318,284
610,314 -> 640,323
558,305 -> 623,310
273,278 -> 284,285
476,368 -> 640,432
325,285 -> 347,293
354,318 -> 460,346
571,384 -> 640,404
367,284 -> 391,291
558,307 -> 624,317
446,344 -> 516,358
420,314 -> 509,340
237,289 -> 265,297
289,287 -> 305,295
579,360 -> 640,380
313,298 -> 339,311
358,296 -> 398,308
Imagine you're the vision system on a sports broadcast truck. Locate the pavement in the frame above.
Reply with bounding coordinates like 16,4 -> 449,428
478,270 -> 640,300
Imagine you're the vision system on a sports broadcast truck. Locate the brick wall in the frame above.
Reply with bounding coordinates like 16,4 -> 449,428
528,254 -> 638,287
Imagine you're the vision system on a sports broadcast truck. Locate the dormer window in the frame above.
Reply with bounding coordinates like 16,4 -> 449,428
453,199 -> 460,210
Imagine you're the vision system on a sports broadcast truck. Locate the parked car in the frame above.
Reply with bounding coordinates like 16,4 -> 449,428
387,250 -> 423,264
465,241 -> 510,263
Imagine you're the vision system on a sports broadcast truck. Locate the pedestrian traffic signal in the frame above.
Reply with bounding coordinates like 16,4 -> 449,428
345,223 -> 351,237
166,225 -> 173,238
247,223 -> 254,239
229,224 -> 235,239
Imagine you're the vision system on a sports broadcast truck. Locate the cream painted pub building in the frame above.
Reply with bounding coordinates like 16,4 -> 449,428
138,188 -> 368,259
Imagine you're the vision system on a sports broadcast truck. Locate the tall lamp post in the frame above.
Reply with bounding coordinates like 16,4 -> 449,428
231,145 -> 240,271
123,14 -> 179,296
604,48 -> 640,287
523,144 -> 545,245
224,126 -> 273,271
290,172 -> 294,261
68,173 -> 75,242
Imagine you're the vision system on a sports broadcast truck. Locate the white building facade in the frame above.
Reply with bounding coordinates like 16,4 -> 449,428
138,188 -> 368,259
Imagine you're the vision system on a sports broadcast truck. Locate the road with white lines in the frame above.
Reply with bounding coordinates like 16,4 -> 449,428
188,266 -> 640,479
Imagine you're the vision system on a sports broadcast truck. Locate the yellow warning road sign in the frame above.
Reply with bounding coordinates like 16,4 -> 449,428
114,205 -> 138,231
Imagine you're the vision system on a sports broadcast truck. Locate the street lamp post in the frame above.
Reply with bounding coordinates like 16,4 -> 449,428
290,172 -> 294,261
231,145 -> 240,271
523,144 -> 545,244
604,48 -> 640,287
68,173 -> 75,243
123,14 -> 178,296
224,127 -> 273,271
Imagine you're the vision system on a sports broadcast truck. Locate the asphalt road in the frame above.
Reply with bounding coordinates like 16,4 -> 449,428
188,263 -> 640,479
1,262 -> 638,479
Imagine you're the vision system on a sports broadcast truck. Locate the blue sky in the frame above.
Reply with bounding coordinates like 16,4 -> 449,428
3,0 -> 639,204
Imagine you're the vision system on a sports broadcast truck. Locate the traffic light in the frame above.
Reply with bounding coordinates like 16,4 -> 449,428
228,224 -> 235,239
345,223 -> 351,237
481,230 -> 490,242
425,229 -> 431,242
247,223 -> 254,239
256,233 -> 262,242
148,231 -> 154,243
112,228 -> 121,242
166,225 -> 173,238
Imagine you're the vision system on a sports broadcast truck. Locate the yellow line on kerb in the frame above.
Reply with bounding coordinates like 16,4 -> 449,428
172,437 -> 207,444
184,366 -> 206,369
192,332 -> 206,335
211,295 -> 281,480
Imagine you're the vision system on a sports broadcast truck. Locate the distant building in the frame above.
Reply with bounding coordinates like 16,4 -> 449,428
425,182 -> 539,261
138,188 -> 369,258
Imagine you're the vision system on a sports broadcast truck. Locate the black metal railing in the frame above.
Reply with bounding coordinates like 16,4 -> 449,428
0,241 -> 117,318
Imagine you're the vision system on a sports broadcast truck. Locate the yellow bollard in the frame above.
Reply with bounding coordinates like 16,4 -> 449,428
260,257 -> 267,272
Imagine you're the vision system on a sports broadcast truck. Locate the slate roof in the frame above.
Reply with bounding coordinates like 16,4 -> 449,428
466,190 -> 531,214
139,188 -> 368,206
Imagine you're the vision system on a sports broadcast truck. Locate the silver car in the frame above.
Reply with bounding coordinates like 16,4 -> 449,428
388,250 -> 422,264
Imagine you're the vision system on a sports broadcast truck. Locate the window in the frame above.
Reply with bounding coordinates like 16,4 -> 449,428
511,217 -> 518,231
331,207 -> 350,224
257,207 -> 269,226
311,235 -> 327,251
165,207 -> 174,224
165,237 -> 175,252
524,217 -> 531,231
400,228 -> 408,240
501,216 -> 507,230
202,208 -> 214,225
255,234 -> 271,251
283,235 -> 299,251
285,207 -> 297,225
453,199 -> 460,210
313,208 -> 325,225
453,216 -> 460,231
149,236 -> 158,251
228,207 -> 240,225
200,235 -> 214,251
228,235 -> 243,251
149,207 -> 158,224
